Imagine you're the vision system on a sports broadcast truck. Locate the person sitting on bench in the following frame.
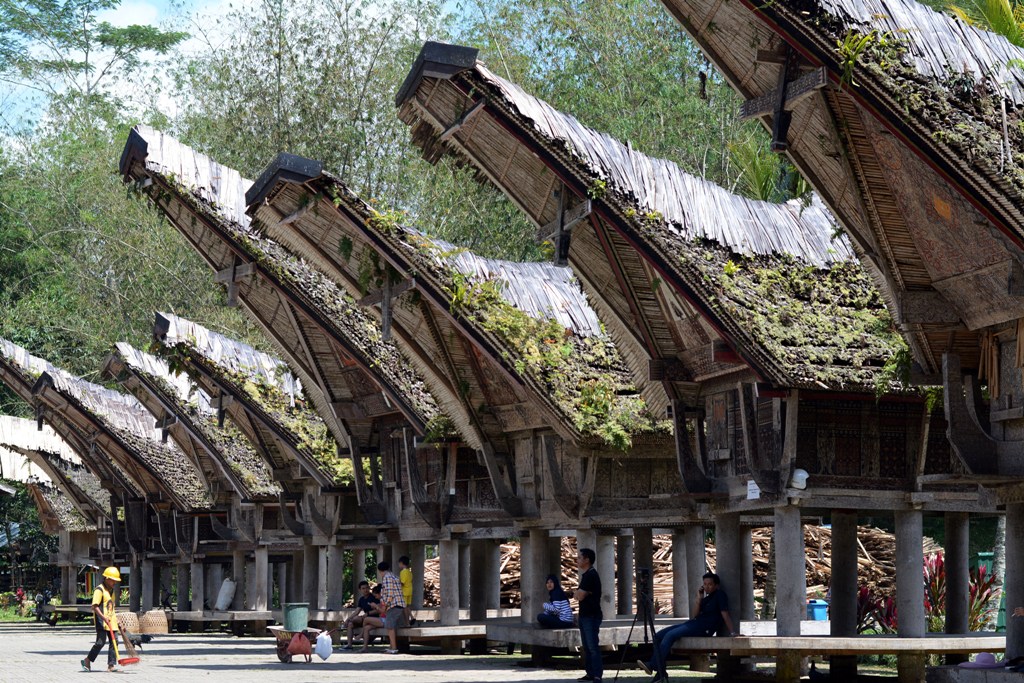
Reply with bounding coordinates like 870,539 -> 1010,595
342,581 -> 380,649
637,572 -> 737,682
537,574 -> 573,628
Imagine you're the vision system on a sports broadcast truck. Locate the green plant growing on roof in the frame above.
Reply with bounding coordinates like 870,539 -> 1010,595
587,178 -> 607,199
836,29 -> 879,88
338,236 -> 354,261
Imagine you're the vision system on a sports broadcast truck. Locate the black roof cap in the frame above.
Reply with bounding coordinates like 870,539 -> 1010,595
395,41 -> 479,107
245,152 -> 323,210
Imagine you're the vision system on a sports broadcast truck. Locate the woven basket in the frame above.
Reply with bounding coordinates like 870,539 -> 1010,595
117,611 -> 140,633
138,610 -> 169,634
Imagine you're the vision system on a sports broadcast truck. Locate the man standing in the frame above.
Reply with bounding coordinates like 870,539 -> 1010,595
574,547 -> 603,683
637,572 -> 737,682
377,561 -> 407,654
81,566 -> 126,672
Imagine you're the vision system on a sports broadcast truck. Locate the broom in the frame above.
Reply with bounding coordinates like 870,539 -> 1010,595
109,622 -> 140,666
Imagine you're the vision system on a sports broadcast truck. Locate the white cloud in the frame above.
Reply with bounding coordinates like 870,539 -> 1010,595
97,0 -> 162,28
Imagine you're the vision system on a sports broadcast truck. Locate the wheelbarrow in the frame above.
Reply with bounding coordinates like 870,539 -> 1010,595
267,624 -> 323,663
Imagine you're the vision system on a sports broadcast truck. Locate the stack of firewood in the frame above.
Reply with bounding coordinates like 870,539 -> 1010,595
419,526 -> 938,610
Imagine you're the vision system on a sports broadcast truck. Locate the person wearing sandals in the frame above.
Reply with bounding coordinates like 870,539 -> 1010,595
356,585 -> 386,652
377,561 -> 407,654
342,581 -> 381,650
81,567 -> 126,672
537,574 -> 573,628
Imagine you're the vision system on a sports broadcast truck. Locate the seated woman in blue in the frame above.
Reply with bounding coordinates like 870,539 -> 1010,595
537,574 -> 574,628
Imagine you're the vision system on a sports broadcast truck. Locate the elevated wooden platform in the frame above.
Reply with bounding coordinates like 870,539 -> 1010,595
170,610 -> 273,622
671,633 -> 1005,656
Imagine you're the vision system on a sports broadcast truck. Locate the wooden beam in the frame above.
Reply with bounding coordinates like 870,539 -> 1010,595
440,98 -> 487,142
648,358 -> 693,382
755,49 -> 788,65
214,261 -> 257,307
712,340 -> 745,365
357,277 -> 416,306
740,66 -> 828,133
899,291 -> 960,324
537,198 -> 592,243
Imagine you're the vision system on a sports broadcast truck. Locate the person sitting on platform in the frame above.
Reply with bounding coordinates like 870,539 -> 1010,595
357,585 -> 386,652
637,572 -> 737,682
537,573 -> 573,628
342,581 -> 380,650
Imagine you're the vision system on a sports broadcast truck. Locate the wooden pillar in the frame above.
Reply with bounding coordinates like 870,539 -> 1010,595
634,527 -> 654,620
141,559 -> 154,611
671,530 -> 687,618
327,542 -> 345,611
714,513 -> 742,678
61,565 -> 74,604
190,561 -> 204,611
596,534 -> 615,619
377,544 -> 391,568
458,541 -> 471,609
740,525 -> 755,622
207,563 -> 223,607
302,543 -> 319,606
439,539 -> 460,626
289,551 -> 303,604
231,551 -> 245,611
351,549 -> 366,597
945,511 -> 970,665
276,562 -> 287,607
254,547 -> 269,611
617,534 -> 634,616
129,554 -> 141,612
484,540 -> 501,610
1006,503 -> 1024,660
177,563 -> 190,610
469,540 -> 489,655
410,543 -> 426,609
830,510 -> 859,678
895,509 -> 925,683
316,545 -> 328,610
774,505 -> 805,683
684,524 -> 708,671
521,529 -> 548,624
244,559 -> 256,610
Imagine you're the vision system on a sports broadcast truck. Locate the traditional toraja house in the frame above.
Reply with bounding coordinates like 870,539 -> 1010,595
0,416 -> 103,602
395,43 -> 1003,679
151,312 -> 386,613
245,150 -> 695,626
104,342 -> 284,619
0,335 -> 218,615
647,0 -> 1024,673
118,128 -> 515,621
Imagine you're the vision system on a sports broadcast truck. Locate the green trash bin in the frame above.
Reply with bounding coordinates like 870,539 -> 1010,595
283,602 -> 309,632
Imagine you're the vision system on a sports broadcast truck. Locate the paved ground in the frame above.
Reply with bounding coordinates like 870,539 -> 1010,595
1,621 -> 678,683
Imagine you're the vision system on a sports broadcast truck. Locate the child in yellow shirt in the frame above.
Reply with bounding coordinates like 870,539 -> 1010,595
398,555 -> 416,626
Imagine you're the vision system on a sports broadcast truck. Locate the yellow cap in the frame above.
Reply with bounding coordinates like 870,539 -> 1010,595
102,567 -> 122,582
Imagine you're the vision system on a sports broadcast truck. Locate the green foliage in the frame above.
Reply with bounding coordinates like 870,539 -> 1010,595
0,480 -> 58,591
836,29 -> 882,88
949,0 -> 1024,46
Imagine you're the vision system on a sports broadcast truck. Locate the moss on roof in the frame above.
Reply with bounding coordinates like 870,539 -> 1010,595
132,366 -> 280,499
158,340 -> 354,486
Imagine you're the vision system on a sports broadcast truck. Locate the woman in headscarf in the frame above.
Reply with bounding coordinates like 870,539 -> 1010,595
537,573 -> 574,628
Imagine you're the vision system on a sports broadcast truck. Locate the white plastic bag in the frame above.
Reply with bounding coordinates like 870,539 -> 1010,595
315,631 -> 332,661
214,578 -> 235,611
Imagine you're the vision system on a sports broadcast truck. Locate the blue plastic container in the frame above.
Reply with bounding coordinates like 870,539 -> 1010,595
806,599 -> 828,621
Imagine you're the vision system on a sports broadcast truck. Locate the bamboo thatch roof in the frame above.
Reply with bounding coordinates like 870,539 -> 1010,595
0,414 -> 75,473
0,339 -> 145,499
248,160 -> 670,452
17,446 -> 111,518
397,44 -> 901,394
109,343 -> 280,501
27,482 -> 94,534
120,126 -> 440,444
655,0 -> 1024,374
154,313 -> 354,488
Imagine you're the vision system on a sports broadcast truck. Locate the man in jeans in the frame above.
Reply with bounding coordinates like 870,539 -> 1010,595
377,561 -> 407,654
574,547 -> 602,683
637,572 -> 737,682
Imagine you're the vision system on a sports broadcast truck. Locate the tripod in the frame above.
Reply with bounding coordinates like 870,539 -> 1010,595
614,567 -> 657,681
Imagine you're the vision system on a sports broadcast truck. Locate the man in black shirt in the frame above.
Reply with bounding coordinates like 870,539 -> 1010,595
574,547 -> 603,682
637,572 -> 736,681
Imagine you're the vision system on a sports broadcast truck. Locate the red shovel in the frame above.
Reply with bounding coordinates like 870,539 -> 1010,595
109,623 -> 140,666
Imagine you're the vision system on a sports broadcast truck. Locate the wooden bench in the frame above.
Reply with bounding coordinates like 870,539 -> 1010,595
42,604 -> 95,624
169,610 -> 272,635
667,633 -> 1006,656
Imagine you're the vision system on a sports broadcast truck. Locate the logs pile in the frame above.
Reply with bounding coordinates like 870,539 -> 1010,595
420,525 -> 939,610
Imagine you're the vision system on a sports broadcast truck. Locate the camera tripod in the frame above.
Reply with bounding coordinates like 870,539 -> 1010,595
613,567 -> 657,681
